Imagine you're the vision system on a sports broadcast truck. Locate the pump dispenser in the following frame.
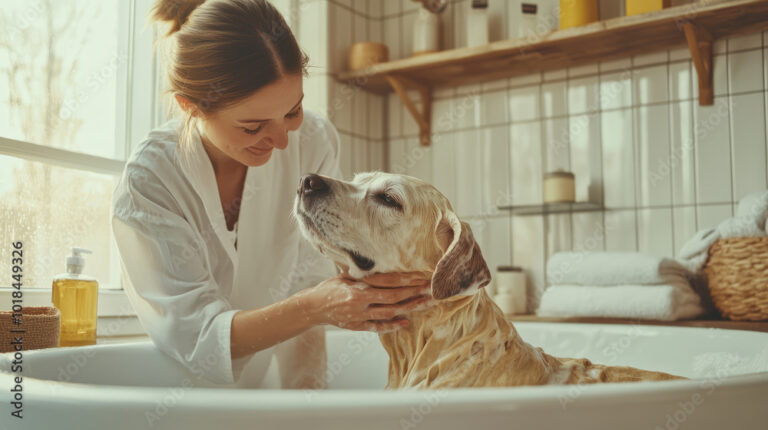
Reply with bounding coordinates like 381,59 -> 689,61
52,247 -> 99,346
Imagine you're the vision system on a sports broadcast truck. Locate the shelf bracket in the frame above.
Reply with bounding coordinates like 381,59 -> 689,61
384,75 -> 432,146
682,21 -> 714,106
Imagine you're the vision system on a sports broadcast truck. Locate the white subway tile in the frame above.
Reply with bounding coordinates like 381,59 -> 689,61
668,61 -> 692,102
634,104 -> 672,206
694,97 -> 732,204
546,214 -> 573,257
353,8 -> 367,42
329,4 -> 352,73
401,8 -> 415,58
480,89 -> 509,126
543,69 -> 567,82
432,97 -> 456,134
541,81 -> 567,118
510,122 -> 543,205
367,0 -> 382,19
728,49 -> 765,94
572,212 -> 605,252
431,132 -> 457,203
387,137 -> 406,174
714,39 -> 726,55
730,92 -> 768,201
542,117 -> 571,172
669,101 -> 696,206
599,57 -> 632,74
480,126 -> 511,214
633,64 -> 669,105
383,0 -> 400,17
567,76 -> 599,114
383,16 -> 401,61
509,73 -> 542,88
512,215 -> 545,311
602,109 -> 635,208
637,208 -> 674,257
368,139 -> 386,171
485,216 -> 513,276
299,1 -> 329,71
633,50 -> 669,67
600,71 -> 632,110
403,137 -> 433,182
568,63 -> 599,78
728,33 -> 763,52
569,114 -> 602,203
367,94 -> 384,139
330,80 -> 354,133
401,0 -> 419,13
509,85 -> 540,122
401,90 -> 420,137
604,210 -> 638,252
669,45 -> 691,62
482,77 -> 508,92
351,137 -> 369,175
387,92 -> 402,138
368,19 -> 383,43
455,92 -> 481,129
696,204 -> 733,230
339,132 -> 354,179
352,89 -> 368,136
454,129 -> 483,217
672,206 -> 696,258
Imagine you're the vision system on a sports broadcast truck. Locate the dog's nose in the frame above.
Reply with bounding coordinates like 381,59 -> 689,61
300,174 -> 328,196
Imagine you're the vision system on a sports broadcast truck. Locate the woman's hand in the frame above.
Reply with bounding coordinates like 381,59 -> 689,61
300,273 -> 435,332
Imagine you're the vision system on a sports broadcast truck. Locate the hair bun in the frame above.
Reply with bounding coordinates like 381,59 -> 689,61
151,0 -> 206,36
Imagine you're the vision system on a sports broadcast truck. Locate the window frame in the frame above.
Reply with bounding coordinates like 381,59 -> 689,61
0,0 -> 162,318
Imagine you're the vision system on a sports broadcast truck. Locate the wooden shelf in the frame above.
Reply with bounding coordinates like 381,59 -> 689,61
505,315 -> 768,333
338,0 -> 768,144
498,201 -> 604,216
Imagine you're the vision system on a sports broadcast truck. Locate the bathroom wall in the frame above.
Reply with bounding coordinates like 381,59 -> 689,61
303,0 -> 768,310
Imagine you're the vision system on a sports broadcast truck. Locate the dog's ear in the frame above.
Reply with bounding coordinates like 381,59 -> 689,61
431,210 -> 491,300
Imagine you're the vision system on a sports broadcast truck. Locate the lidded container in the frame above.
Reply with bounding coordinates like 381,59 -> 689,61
51,247 -> 99,346
543,170 -> 576,203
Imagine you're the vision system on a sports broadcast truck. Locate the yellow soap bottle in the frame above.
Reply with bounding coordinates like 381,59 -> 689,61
51,247 -> 99,346
559,0 -> 599,30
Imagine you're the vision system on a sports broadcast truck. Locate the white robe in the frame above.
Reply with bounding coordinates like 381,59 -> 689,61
111,110 -> 339,387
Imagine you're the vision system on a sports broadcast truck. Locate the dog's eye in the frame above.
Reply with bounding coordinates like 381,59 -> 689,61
375,192 -> 402,210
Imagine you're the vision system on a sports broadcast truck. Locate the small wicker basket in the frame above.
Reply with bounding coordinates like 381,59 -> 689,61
0,306 -> 60,352
703,237 -> 768,321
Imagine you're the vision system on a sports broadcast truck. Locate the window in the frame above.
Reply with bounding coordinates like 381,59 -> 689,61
1,0 -> 160,308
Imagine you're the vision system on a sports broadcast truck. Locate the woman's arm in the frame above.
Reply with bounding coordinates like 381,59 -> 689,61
230,274 -> 433,359
230,288 -> 319,360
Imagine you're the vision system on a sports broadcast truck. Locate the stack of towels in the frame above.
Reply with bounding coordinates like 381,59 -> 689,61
678,190 -> 768,273
538,252 -> 704,321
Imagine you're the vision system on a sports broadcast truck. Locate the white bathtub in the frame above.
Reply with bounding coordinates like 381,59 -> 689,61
1,322 -> 767,430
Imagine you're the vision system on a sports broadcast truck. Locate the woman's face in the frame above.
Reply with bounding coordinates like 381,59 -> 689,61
197,73 -> 304,168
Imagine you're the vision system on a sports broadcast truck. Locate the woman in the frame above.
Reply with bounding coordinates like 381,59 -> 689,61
111,0 -> 433,389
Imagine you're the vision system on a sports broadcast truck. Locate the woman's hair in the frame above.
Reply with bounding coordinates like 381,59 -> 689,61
150,0 -> 308,147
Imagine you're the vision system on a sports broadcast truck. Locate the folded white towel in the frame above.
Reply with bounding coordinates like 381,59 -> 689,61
717,216 -> 767,239
735,190 -> 768,231
546,251 -> 691,286
677,190 -> 768,273
537,284 -> 704,321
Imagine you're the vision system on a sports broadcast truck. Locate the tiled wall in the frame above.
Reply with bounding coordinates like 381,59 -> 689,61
302,0 -> 768,309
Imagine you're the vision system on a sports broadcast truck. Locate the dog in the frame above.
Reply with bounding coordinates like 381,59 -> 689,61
294,171 -> 684,389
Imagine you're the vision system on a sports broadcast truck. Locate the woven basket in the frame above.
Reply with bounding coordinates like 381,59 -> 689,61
703,237 -> 768,321
0,306 -> 60,352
